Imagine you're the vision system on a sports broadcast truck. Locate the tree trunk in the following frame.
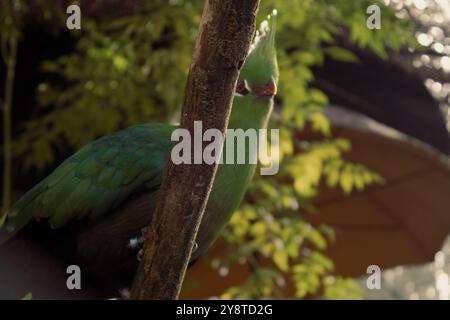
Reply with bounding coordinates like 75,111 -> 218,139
130,0 -> 260,299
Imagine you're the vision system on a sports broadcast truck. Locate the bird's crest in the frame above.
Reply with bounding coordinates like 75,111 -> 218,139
240,9 -> 279,91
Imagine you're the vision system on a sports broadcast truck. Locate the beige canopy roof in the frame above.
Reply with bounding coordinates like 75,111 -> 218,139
308,106 -> 450,276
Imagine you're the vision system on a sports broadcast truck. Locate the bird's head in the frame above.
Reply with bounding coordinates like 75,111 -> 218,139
227,10 -> 279,130
236,10 -> 279,99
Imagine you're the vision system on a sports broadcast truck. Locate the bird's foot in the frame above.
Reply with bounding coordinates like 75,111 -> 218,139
126,227 -> 148,261
127,229 -> 199,262
126,227 -> 148,250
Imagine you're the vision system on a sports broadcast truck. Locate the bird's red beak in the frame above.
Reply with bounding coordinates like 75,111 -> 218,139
257,79 -> 277,97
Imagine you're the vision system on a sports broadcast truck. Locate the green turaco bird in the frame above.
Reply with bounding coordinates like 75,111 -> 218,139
0,12 -> 279,290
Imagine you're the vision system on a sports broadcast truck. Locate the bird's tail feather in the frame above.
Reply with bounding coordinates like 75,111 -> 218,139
0,183 -> 44,246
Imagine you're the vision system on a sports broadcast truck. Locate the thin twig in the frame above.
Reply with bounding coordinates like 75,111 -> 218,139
1,35 -> 18,225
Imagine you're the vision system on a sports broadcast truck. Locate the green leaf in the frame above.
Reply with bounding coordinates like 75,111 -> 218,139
324,46 -> 360,63
309,112 -> 331,135
340,167 -> 354,194
273,250 -> 289,272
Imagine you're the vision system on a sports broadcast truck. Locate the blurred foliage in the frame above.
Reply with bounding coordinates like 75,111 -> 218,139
0,0 -> 26,40
1,0 -> 416,299
13,1 -> 202,170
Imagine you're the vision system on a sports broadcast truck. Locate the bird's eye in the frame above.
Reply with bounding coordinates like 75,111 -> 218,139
255,79 -> 277,97
235,79 -> 250,96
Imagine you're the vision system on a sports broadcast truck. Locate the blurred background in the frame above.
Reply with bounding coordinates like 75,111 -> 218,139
0,0 -> 449,299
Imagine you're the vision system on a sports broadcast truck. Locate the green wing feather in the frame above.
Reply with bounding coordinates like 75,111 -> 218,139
2,123 -> 174,241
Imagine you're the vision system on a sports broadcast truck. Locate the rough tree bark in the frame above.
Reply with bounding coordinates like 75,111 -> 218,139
130,0 -> 260,299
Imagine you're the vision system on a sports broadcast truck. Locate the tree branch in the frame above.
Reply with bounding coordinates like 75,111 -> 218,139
130,0 -> 260,299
